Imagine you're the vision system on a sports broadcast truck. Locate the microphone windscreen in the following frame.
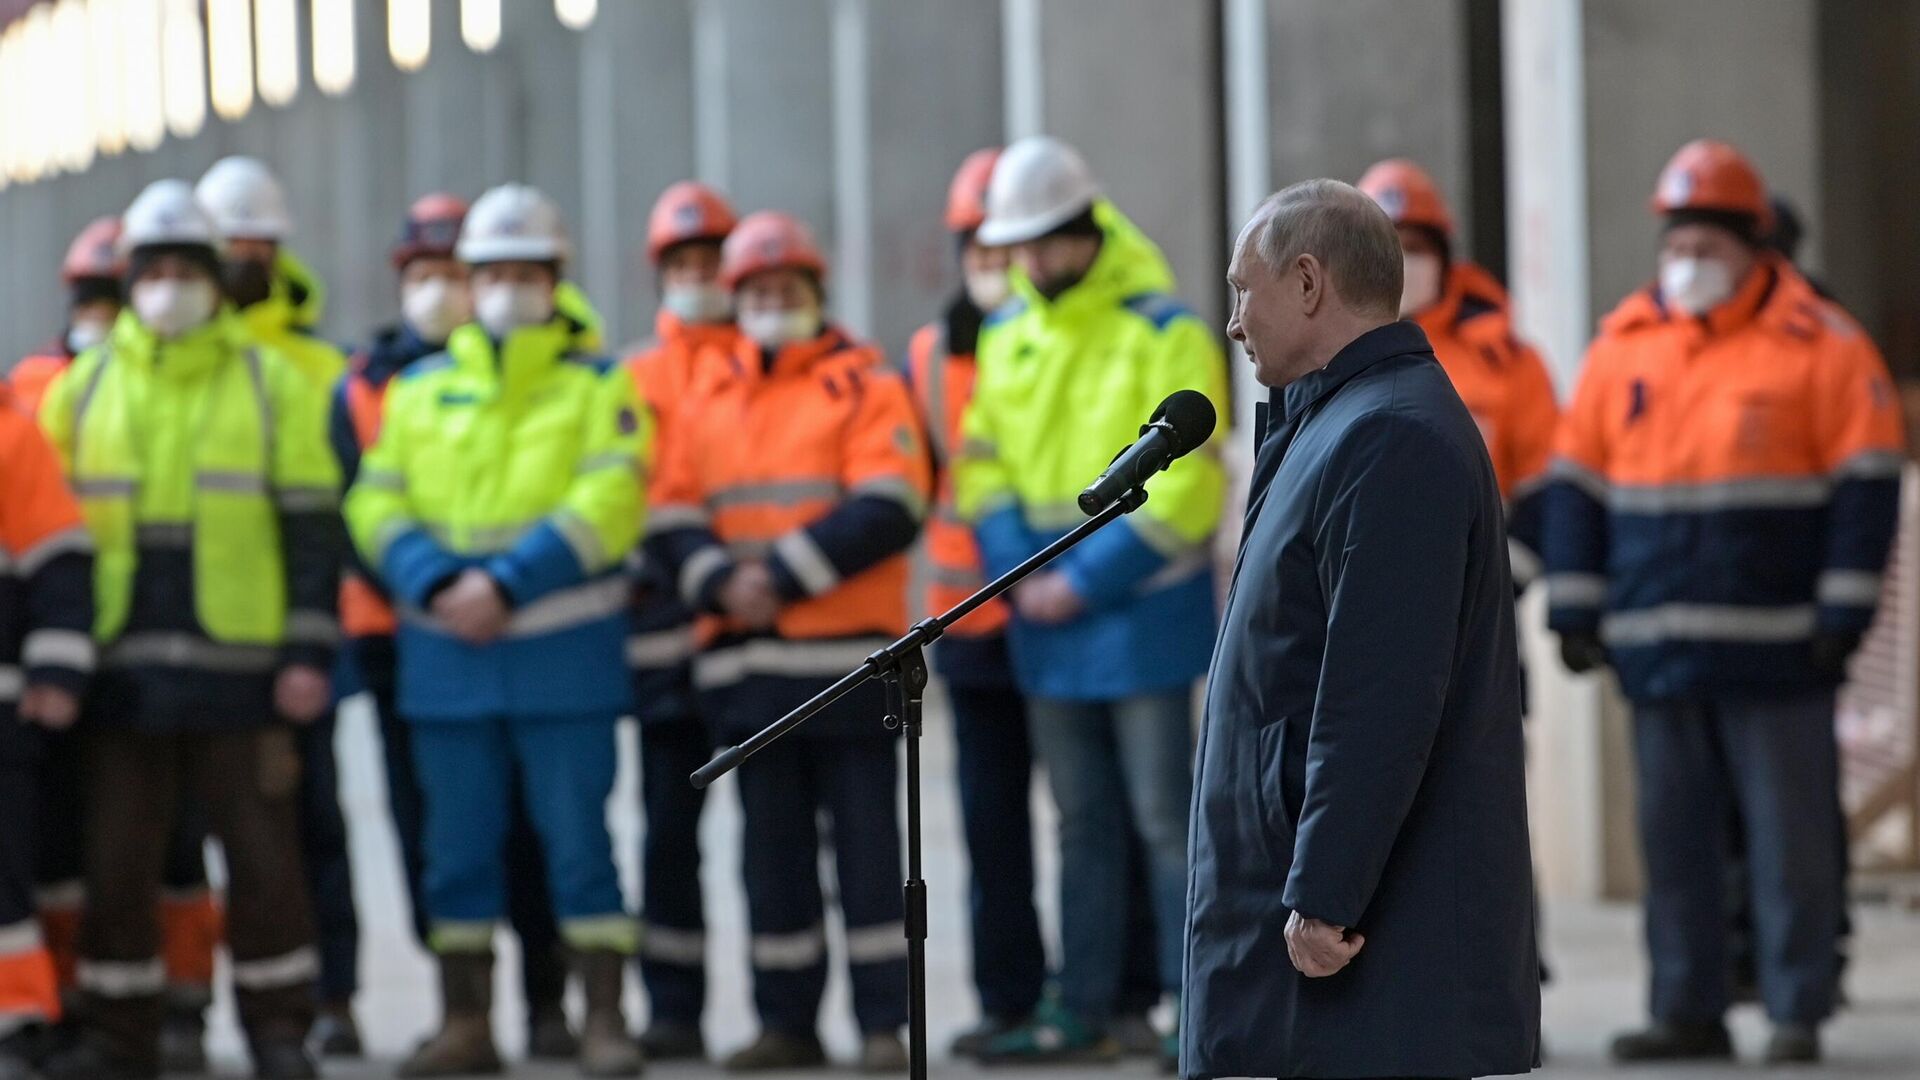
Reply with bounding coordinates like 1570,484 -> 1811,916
1155,389 -> 1217,456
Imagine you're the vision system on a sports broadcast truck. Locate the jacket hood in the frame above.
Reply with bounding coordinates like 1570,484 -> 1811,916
108,304 -> 253,379
1008,199 -> 1177,315
1600,253 -> 1833,342
360,322 -> 441,384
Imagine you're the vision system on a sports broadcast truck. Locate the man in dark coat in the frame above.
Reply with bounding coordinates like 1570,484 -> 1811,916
1182,179 -> 1540,1080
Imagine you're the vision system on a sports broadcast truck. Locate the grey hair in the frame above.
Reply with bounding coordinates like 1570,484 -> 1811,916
1248,179 -> 1403,317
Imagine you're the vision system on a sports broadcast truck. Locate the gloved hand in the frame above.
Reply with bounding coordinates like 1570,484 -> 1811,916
1810,632 -> 1864,678
1559,631 -> 1607,675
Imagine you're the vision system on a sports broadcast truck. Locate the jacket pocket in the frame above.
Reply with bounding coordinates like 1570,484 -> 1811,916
1252,717 -> 1297,865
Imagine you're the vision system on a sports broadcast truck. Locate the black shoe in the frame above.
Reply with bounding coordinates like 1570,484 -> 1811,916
250,1037 -> 318,1080
1765,1024 -> 1821,1066
949,1016 -> 1019,1060
722,1031 -> 828,1072
309,1002 -> 364,1058
1610,1022 -> 1734,1062
40,1037 -> 158,1080
638,1020 -> 707,1062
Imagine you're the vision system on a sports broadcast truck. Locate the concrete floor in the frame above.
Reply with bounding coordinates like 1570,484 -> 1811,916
187,696 -> 1920,1079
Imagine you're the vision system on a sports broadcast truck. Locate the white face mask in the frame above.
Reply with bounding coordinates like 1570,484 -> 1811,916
1399,253 -> 1444,317
739,309 -> 820,349
66,317 -> 112,354
401,277 -> 472,344
965,268 -> 1011,312
660,283 -> 731,324
1660,256 -> 1735,316
473,282 -> 555,338
131,279 -> 218,339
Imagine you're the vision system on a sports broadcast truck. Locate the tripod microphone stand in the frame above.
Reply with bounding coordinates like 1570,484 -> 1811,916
690,485 -> 1151,1080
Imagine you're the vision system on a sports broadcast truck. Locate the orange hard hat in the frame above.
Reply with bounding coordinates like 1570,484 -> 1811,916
648,181 -> 738,264
1652,139 -> 1769,223
390,192 -> 469,270
945,147 -> 1002,234
720,211 -> 827,290
1356,159 -> 1453,237
62,217 -> 125,283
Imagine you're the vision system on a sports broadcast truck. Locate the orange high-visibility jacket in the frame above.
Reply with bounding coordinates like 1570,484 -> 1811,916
907,319 -> 1009,638
1542,257 -> 1905,701
1410,261 -> 1560,585
648,326 -> 931,697
7,351 -> 69,417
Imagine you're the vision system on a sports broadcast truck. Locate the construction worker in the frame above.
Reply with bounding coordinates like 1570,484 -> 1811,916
906,148 -> 1050,1057
954,135 -> 1227,1068
9,217 -> 124,414
622,179 -> 739,1062
330,194 -> 578,1063
35,178 -> 338,1080
0,381 -> 93,1079
1544,139 -> 1904,1065
195,154 -> 360,1054
1356,159 -> 1559,587
343,183 -> 644,1078
648,210 -> 930,1073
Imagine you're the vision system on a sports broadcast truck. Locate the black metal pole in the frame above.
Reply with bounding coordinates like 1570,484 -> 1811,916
688,484 -> 1150,1080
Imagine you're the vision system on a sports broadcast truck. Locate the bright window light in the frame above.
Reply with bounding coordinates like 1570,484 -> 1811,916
51,0 -> 93,172
22,5 -> 55,179
389,0 -> 430,73
312,0 -> 355,96
555,0 -> 598,31
123,0 -> 166,150
461,0 -> 500,54
255,0 -> 298,107
89,0 -> 127,155
162,0 -> 208,138
208,0 -> 254,121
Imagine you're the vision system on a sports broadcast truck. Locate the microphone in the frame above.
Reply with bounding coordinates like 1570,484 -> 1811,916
1077,389 -> 1218,514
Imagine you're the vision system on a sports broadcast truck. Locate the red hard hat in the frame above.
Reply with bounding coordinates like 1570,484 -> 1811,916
648,181 -> 738,264
1356,159 -> 1454,237
62,217 -> 125,283
1652,139 -> 1769,224
390,192 -> 470,270
945,147 -> 1002,234
720,211 -> 827,290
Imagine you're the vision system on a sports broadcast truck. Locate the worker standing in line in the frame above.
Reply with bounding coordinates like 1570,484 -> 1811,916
344,183 -> 644,1078
0,379 -> 94,1079
9,217 -> 125,414
622,180 -> 740,1063
1544,140 -> 1903,1066
330,193 -> 579,1063
36,178 -> 338,1080
648,211 -> 930,1073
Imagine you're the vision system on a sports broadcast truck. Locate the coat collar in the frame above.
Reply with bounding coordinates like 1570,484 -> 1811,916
1276,320 -> 1433,428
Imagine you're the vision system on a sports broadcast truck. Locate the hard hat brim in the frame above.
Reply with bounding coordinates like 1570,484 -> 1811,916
975,196 -> 1096,248
458,238 -> 570,264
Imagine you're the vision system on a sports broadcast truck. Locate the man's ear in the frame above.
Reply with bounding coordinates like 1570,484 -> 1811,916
1297,253 -> 1324,317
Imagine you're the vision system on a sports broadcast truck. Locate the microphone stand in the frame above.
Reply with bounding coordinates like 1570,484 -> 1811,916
691,484 -> 1151,1080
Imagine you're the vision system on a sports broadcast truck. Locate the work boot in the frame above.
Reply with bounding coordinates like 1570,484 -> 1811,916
398,952 -> 503,1078
39,1033 -> 158,1080
948,1015 -> 1019,1059
576,949 -> 643,1077
309,1000 -> 364,1057
159,1004 -> 208,1074
722,1031 -> 827,1072
1765,1024 -> 1822,1065
525,945 -> 579,1061
249,1035 -> 319,1080
637,1020 -> 706,1062
978,996 -> 1119,1066
859,1032 -> 908,1074
1610,1021 -> 1734,1062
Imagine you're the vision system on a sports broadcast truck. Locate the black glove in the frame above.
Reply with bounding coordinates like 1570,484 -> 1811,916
1559,631 -> 1607,675
1810,632 -> 1863,678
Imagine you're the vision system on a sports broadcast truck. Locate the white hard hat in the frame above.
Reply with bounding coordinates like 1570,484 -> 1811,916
120,179 -> 221,252
457,183 -> 571,264
195,156 -> 292,241
974,134 -> 1100,247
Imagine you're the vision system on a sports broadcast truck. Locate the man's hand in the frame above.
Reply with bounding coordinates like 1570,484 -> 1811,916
719,561 -> 782,629
432,568 -> 512,645
1015,572 -> 1084,626
1285,910 -> 1365,978
274,665 -> 332,725
18,685 -> 80,730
